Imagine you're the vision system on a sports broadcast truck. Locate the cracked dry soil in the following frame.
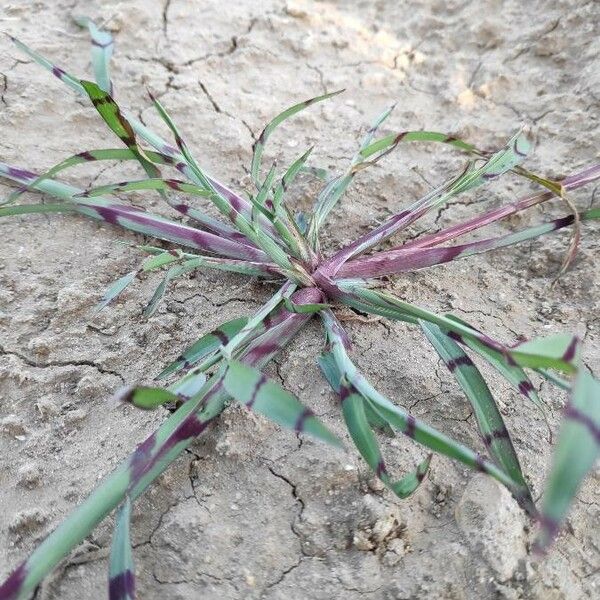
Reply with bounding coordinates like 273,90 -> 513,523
1,1 -> 599,598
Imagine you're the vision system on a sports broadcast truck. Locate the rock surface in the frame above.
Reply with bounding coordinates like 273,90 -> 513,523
456,475 -> 527,582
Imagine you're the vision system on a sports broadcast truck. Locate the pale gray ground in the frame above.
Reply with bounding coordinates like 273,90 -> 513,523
0,1 -> 599,598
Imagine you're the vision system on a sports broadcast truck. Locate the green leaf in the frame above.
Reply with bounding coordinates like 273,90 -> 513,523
223,360 -> 341,447
535,369 -> 600,552
119,386 -> 179,410
340,379 -> 430,498
273,147 -> 313,209
142,249 -> 184,272
97,270 -> 137,312
320,310 -> 524,494
74,17 -> 114,94
80,80 -> 160,180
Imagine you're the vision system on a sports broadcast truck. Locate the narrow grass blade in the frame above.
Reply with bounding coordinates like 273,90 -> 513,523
0,162 -> 271,260
8,35 -> 84,93
157,317 -> 249,379
359,130 -> 475,160
510,334 -> 580,374
251,90 -> 344,187
254,163 -> 277,211
108,499 -> 134,600
74,17 -> 114,94
308,105 -> 395,247
80,80 -> 160,180
0,288 -> 319,600
341,382 -> 430,498
77,178 -> 212,198
97,270 -> 137,312
273,147 -> 313,209
535,369 -> 600,553
335,282 -> 574,373
4,149 -> 135,204
320,129 -> 532,274
444,315 -> 548,424
320,310 -> 528,502
118,386 -> 179,410
223,360 -> 341,447
420,321 -> 535,513
401,166 -> 600,251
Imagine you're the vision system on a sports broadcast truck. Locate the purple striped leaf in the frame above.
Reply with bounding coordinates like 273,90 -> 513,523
108,498 -> 135,600
420,320 -> 535,515
535,369 -> 600,553
157,316 -> 249,379
223,360 -> 342,447
74,17 -> 114,94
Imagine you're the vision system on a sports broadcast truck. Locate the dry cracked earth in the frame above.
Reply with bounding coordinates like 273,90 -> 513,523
1,0 -> 599,598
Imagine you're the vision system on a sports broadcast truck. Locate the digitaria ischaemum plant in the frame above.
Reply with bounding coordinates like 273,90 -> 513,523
1,19 -> 599,600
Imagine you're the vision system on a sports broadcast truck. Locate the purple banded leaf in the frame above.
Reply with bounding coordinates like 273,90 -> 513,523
320,310 -> 525,495
5,149 -> 135,204
535,369 -> 600,553
146,93 -> 277,243
450,129 -> 531,193
157,317 -> 249,379
318,353 -> 397,438
108,499 -> 135,600
219,282 -> 296,359
80,80 -> 160,181
168,370 -> 207,401
223,360 -> 342,447
148,92 -> 211,189
339,376 -> 430,498
420,320 -> 535,514
8,35 -> 85,94
117,386 -> 179,410
0,176 -> 270,260
509,334 -> 580,374
444,314 -> 548,425
0,290 -> 320,600
359,129 -> 475,161
334,282 -> 513,355
74,17 -> 114,94
401,169 -> 600,252
97,270 -> 137,312
65,172 -> 252,243
251,90 -> 344,187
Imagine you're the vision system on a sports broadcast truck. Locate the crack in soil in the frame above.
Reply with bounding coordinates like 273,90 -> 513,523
0,345 -> 125,383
